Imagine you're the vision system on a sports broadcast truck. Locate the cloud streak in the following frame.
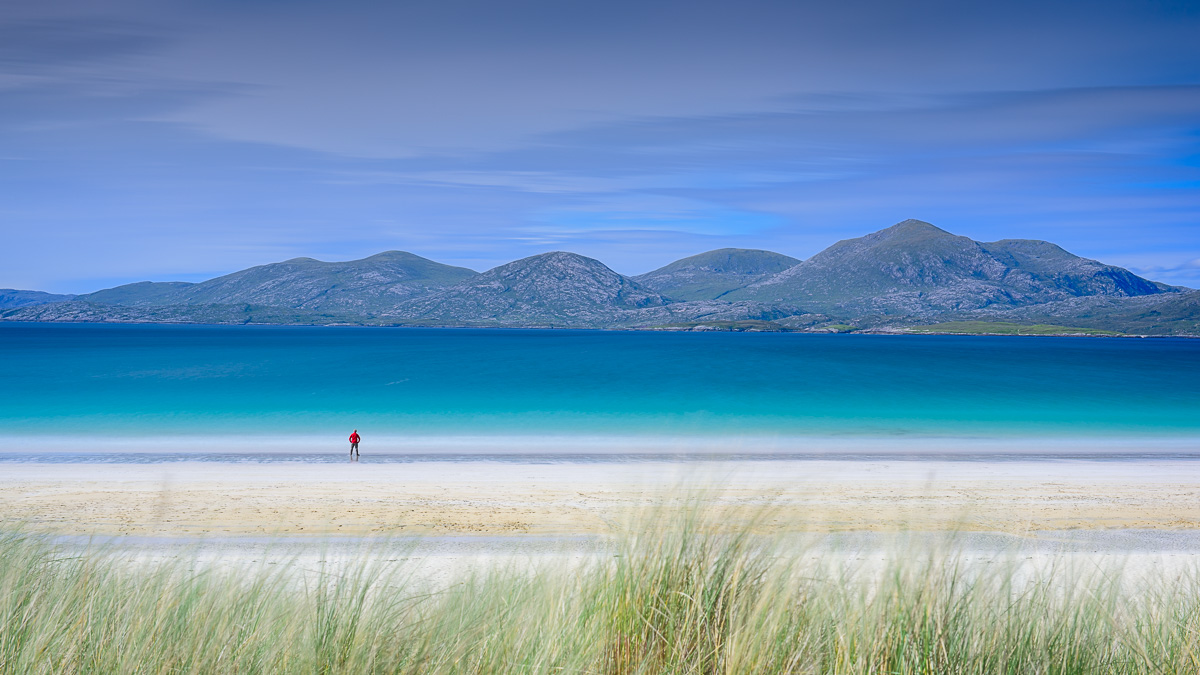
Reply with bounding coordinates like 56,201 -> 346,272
0,0 -> 1197,291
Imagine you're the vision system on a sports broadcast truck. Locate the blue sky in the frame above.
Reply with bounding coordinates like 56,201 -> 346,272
2,0 -> 1199,293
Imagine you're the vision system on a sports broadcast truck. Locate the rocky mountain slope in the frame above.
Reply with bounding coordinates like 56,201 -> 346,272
960,289 -> 1200,335
729,220 -> 1169,319
382,252 -> 671,327
0,301 -> 359,325
632,248 -> 800,300
83,281 -> 196,305
77,251 -> 477,314
3,220 -> 1194,334
0,289 -> 75,309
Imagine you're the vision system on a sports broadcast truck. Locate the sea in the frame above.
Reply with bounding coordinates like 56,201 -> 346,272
2,322 -> 1199,463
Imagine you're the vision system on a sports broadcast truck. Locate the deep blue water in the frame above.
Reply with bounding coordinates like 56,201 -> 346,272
1,322 -> 1199,443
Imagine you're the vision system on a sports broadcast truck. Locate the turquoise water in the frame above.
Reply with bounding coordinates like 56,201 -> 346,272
1,323 -> 1199,445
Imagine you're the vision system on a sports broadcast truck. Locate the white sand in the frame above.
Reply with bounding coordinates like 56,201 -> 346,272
3,458 -> 1199,537
5,456 -> 1200,586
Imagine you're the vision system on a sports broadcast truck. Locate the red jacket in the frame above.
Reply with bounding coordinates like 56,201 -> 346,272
349,432 -> 360,443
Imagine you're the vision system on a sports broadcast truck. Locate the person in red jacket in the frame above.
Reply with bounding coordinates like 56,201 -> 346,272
349,429 -> 360,457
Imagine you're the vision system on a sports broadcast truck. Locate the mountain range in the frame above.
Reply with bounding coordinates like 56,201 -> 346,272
4,219 -> 1197,335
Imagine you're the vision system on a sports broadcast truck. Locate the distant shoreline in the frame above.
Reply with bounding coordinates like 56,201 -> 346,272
1,318 -> 1196,338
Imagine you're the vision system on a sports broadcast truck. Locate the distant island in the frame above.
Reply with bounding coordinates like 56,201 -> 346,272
3,219 -> 1197,335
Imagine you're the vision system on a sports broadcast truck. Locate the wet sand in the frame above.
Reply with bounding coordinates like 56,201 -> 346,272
3,458 -> 1199,537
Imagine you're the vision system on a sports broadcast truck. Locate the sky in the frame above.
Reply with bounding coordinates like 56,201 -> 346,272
2,0 -> 1200,293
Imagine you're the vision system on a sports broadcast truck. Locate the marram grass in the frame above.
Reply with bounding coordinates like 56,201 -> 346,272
3,512 -> 1200,674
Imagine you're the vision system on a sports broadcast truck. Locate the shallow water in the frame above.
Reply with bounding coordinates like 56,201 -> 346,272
3,323 -> 1199,458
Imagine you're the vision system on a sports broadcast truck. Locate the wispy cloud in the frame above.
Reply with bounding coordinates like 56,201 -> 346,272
1,1 -> 1199,291
0,18 -> 168,72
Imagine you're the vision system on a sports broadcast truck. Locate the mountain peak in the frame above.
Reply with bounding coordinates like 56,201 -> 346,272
80,281 -> 195,306
892,218 -> 939,229
388,250 -> 669,326
653,248 -> 799,274
733,219 -> 1167,314
518,250 -> 596,264
0,289 -> 76,309
872,219 -> 955,240
361,250 -> 427,263
487,251 -> 612,276
83,250 -> 478,310
633,248 -> 801,301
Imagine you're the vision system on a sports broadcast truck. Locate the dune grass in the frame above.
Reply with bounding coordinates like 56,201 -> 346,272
3,512 -> 1200,674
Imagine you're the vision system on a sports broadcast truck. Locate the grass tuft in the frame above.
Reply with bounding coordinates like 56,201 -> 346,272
2,513 -> 1200,673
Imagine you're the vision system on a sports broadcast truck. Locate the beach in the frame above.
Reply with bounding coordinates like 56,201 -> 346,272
5,456 -> 1198,537
5,326 -> 1200,671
